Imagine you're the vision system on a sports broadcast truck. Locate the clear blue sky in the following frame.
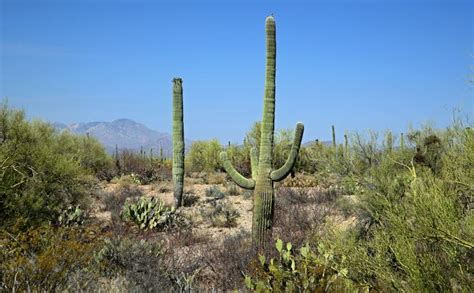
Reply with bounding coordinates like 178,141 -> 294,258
1,0 -> 472,143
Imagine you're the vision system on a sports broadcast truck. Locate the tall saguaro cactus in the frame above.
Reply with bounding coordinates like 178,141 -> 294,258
344,133 -> 349,157
400,132 -> 405,151
386,131 -> 393,153
172,78 -> 184,208
332,125 -> 336,149
220,16 -> 304,249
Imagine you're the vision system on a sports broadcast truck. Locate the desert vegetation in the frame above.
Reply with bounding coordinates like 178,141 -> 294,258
1,14 -> 472,293
1,98 -> 472,291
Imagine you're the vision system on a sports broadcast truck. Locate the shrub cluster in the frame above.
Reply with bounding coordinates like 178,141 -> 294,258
0,103 -> 110,230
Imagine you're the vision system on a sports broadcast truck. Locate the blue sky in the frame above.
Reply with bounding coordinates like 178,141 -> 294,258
1,0 -> 472,143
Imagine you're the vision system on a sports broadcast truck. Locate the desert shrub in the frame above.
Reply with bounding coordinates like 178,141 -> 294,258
122,196 -> 174,230
183,192 -> 199,207
156,181 -> 172,193
226,183 -> 240,196
226,143 -> 252,177
243,190 -> 253,199
208,172 -> 226,184
0,103 -> 100,230
244,122 -> 302,171
115,149 -> 170,184
205,185 -> 225,200
111,173 -> 141,185
0,225 -> 103,291
245,239 -> 358,292
335,196 -> 357,217
186,140 -> 222,172
281,173 -> 319,187
201,231 -> 256,290
201,200 -> 240,228
71,133 -> 114,180
323,121 -> 474,292
94,237 -> 173,291
273,188 -> 334,247
104,183 -> 142,225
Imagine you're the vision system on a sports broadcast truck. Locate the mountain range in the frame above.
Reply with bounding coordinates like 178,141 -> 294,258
54,119 -> 191,157
54,118 -> 328,156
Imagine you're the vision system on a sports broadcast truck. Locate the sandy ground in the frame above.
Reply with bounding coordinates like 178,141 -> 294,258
91,180 -> 356,241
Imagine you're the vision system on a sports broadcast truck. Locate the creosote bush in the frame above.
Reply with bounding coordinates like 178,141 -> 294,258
0,102 -> 108,230
201,200 -> 240,228
205,185 -> 225,200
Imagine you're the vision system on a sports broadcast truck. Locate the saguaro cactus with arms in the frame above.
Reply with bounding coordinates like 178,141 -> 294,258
220,16 -> 304,249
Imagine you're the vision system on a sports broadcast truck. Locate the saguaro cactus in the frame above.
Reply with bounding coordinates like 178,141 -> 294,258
172,78 -> 184,208
220,16 -> 304,249
400,132 -> 405,151
386,131 -> 393,153
332,125 -> 336,149
344,133 -> 349,157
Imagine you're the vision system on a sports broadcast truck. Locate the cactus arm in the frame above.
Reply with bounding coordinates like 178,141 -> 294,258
270,122 -> 304,182
220,152 -> 255,189
250,147 -> 259,180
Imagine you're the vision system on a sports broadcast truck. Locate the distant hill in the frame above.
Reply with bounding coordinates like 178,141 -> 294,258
55,118 -> 191,157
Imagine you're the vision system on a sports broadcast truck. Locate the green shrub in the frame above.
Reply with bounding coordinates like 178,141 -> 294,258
0,225 -> 102,291
122,196 -> 174,230
205,185 -> 225,200
93,237 -> 172,291
201,200 -> 240,228
116,149 -> 168,184
0,102 -> 105,230
186,140 -> 223,172
226,183 -> 240,196
324,121 -> 474,292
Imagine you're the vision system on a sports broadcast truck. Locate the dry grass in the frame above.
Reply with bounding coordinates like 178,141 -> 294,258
86,176 -> 355,290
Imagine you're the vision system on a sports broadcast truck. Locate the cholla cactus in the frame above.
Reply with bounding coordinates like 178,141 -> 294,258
220,16 -> 304,249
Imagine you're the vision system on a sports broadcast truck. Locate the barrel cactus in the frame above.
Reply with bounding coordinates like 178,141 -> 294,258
172,78 -> 185,208
220,16 -> 304,249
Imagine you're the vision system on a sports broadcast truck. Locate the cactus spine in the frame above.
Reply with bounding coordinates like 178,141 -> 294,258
172,78 -> 185,208
220,16 -> 304,249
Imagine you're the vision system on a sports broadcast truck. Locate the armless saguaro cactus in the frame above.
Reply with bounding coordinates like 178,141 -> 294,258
386,131 -> 393,153
220,16 -> 304,249
172,78 -> 184,208
400,132 -> 405,151
332,125 -> 336,149
344,133 -> 349,157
